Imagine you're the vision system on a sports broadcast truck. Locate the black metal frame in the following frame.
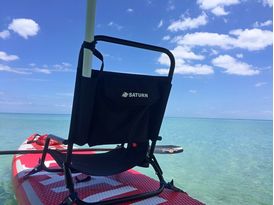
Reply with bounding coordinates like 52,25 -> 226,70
29,137 -> 181,205
61,142 -> 169,205
92,35 -> 175,80
24,35 -> 182,205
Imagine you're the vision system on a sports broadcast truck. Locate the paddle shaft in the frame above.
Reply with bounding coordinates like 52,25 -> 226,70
0,145 -> 183,155
82,0 -> 96,77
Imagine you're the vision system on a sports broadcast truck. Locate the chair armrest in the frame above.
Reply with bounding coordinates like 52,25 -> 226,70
48,134 -> 68,145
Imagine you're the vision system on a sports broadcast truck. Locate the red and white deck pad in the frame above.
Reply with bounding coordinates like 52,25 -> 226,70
12,134 -> 204,205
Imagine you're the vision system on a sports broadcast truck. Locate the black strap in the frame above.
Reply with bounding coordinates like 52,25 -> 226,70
82,41 -> 104,71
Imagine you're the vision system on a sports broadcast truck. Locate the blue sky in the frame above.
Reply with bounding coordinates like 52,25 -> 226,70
0,0 -> 272,119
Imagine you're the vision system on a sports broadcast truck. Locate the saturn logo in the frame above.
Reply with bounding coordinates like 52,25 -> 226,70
121,91 -> 149,98
121,92 -> 129,98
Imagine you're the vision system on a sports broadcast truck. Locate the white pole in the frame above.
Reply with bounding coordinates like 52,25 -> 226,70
82,0 -> 96,77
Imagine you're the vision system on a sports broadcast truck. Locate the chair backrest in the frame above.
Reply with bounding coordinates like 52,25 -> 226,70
68,35 -> 175,147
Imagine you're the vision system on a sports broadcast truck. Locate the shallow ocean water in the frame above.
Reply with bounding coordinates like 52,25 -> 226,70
0,113 -> 272,205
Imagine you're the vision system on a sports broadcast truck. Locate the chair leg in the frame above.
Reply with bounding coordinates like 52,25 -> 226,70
63,162 -> 75,193
164,179 -> 185,192
23,160 -> 43,179
59,153 -> 180,204
60,193 -> 78,205
23,137 -> 63,179
149,154 -> 185,193
149,154 -> 164,182
60,155 -> 167,205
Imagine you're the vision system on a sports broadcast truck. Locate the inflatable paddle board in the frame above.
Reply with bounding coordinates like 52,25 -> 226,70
12,134 -> 204,205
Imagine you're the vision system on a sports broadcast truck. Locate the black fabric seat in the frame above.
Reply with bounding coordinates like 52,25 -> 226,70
48,142 -> 148,176
24,35 -> 180,205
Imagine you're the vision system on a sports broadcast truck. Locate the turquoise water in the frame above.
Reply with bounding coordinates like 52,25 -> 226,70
0,113 -> 272,205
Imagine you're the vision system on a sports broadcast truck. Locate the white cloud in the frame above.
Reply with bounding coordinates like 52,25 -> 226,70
177,32 -> 233,49
156,64 -> 214,75
230,28 -> 273,51
32,68 -> 51,74
197,0 -> 240,9
0,62 -> 73,75
223,18 -> 228,23
255,82 -> 267,87
8,18 -> 39,39
61,62 -> 71,67
162,35 -> 171,41
168,13 -> 208,31
189,90 -> 197,94
0,30 -> 10,39
158,20 -> 164,28
167,0 -> 175,11
211,6 -> 229,16
197,0 -> 240,16
253,20 -> 272,28
176,28 -> 273,51
212,55 -> 259,76
0,51 -> 19,61
157,45 -> 214,75
158,45 -> 205,66
0,64 -> 30,74
174,46 -> 205,60
108,21 -> 123,30
236,53 -> 243,58
127,8 -> 134,13
53,62 -> 72,72
31,63 -> 73,74
261,0 -> 273,7
210,49 -> 219,55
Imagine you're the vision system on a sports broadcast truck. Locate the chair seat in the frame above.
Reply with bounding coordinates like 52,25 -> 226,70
48,142 -> 149,176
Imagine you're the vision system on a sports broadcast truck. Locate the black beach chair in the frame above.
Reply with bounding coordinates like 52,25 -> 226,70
25,35 -> 181,204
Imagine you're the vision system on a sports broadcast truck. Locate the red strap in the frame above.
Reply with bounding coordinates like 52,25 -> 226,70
35,135 -> 61,146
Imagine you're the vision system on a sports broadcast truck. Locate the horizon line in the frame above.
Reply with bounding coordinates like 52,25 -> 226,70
0,112 -> 272,121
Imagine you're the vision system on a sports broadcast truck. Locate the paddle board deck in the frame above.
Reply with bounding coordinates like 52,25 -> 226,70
12,134 -> 204,205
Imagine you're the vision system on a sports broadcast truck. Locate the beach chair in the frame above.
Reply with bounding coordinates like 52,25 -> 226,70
25,35 -> 181,204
